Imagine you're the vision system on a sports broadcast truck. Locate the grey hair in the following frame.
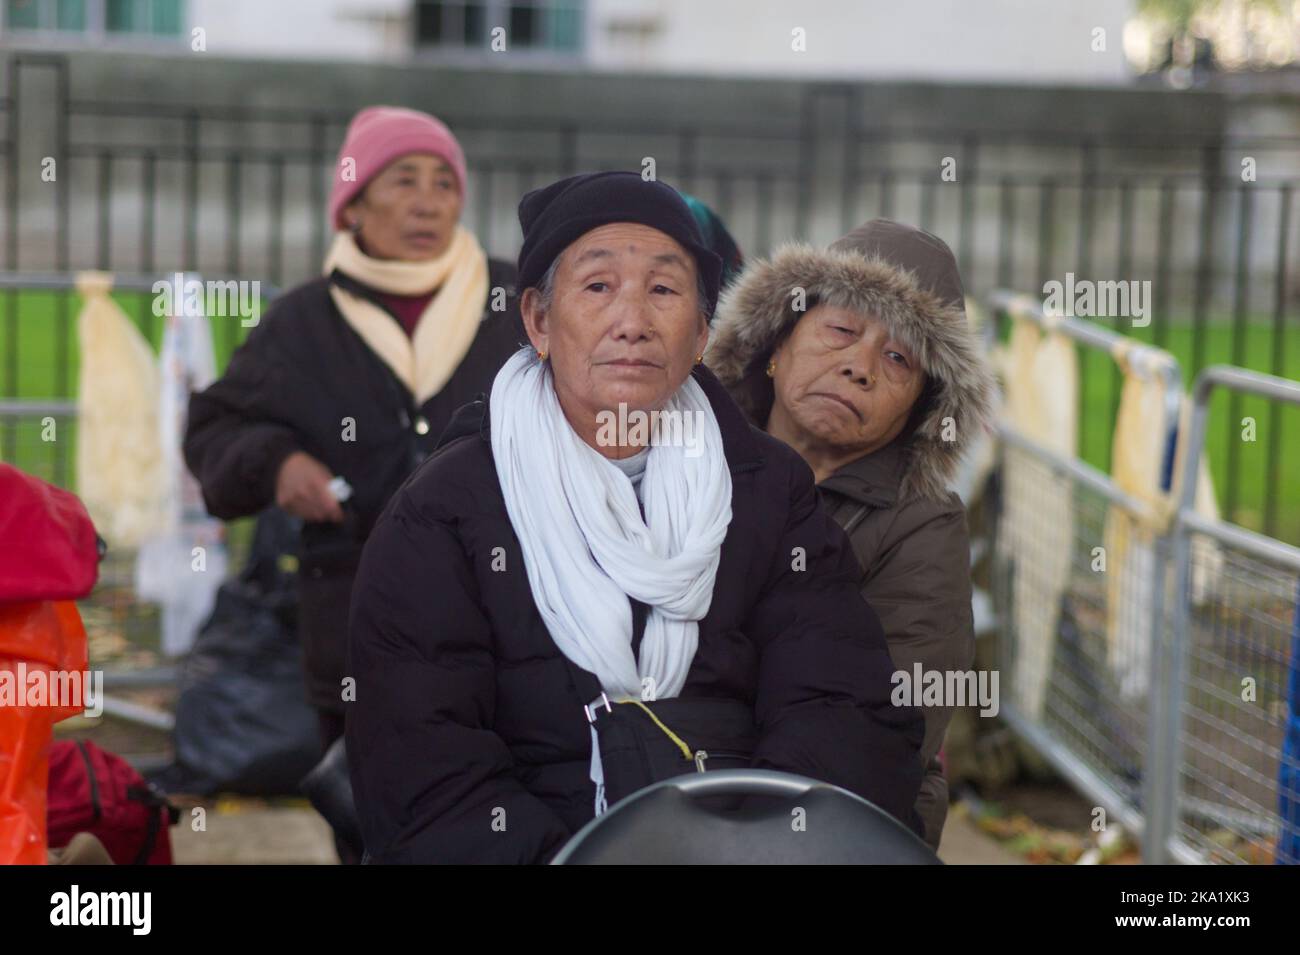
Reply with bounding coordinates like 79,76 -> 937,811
533,254 -> 712,325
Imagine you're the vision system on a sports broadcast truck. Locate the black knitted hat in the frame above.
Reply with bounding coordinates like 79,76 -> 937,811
516,171 -> 723,316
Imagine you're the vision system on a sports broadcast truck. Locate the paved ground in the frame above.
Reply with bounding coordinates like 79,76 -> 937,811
171,804 -> 338,865
937,812 -> 1026,865
170,800 -> 1026,865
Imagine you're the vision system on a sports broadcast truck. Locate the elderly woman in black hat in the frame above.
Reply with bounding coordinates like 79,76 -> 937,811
346,173 -> 925,864
706,219 -> 995,850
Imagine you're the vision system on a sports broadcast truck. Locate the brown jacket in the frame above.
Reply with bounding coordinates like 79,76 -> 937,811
705,218 -> 995,850
818,440 -> 975,849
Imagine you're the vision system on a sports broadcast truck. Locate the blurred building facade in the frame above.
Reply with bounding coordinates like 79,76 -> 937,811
2,0 -> 1136,84
0,1 -> 1296,314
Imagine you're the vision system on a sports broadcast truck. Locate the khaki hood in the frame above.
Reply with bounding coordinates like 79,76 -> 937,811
705,219 -> 995,503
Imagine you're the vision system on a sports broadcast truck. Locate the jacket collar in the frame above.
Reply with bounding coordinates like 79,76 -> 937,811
436,360 -> 764,475
816,439 -> 905,509
692,363 -> 763,474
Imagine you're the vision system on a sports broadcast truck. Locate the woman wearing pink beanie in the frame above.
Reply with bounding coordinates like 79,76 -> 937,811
183,106 -> 524,862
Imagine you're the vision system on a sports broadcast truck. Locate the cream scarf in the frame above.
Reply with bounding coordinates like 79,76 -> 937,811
323,228 -> 489,404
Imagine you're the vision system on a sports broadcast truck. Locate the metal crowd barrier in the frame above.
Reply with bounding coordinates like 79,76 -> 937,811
986,289 -> 1300,864
1158,365 -> 1300,864
986,289 -> 1185,860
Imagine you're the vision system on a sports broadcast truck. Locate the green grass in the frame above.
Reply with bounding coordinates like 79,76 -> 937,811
1063,316 -> 1300,546
0,289 -> 258,397
0,288 -> 262,503
3,289 -> 1299,544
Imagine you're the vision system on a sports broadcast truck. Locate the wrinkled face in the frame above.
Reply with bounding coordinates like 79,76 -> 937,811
521,222 -> 709,421
769,303 -> 926,455
343,154 -> 462,261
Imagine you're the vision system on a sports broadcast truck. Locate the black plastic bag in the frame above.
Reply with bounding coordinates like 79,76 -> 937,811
149,508 -> 319,796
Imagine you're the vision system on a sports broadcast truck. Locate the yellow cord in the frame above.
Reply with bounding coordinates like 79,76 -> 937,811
618,700 -> 694,761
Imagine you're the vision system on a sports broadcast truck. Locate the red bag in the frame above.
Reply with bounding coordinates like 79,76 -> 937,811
0,462 -> 101,602
47,740 -> 178,865
0,464 -> 102,863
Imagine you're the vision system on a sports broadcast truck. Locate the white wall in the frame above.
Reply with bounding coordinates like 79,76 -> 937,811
587,0 -> 1136,84
187,0 -> 408,60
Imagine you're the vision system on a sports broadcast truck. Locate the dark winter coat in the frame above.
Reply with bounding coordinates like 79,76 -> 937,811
706,221 -> 995,850
183,261 -> 525,713
345,364 -> 926,864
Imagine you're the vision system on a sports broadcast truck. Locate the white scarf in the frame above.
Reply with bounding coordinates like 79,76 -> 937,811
489,348 -> 733,704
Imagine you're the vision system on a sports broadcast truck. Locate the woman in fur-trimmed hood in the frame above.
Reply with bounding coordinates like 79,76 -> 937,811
706,218 -> 995,850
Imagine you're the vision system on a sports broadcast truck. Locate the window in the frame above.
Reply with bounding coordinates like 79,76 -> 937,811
507,3 -> 536,47
5,0 -> 182,37
107,0 -> 183,36
105,0 -> 137,31
416,1 -> 488,46
415,0 -> 583,55
57,0 -> 85,30
5,0 -> 41,29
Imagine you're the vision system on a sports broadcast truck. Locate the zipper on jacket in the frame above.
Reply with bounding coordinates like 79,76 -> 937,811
337,275 -> 429,468
842,502 -> 872,536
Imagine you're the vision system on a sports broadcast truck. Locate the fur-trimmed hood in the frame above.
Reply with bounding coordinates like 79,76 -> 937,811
705,220 -> 994,503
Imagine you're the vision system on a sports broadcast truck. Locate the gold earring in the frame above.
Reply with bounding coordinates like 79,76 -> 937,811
695,353 -> 704,364
766,358 -> 776,378
537,349 -> 547,362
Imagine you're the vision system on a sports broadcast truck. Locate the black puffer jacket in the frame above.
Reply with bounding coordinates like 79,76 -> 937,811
183,261 -> 525,712
345,365 -> 925,864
